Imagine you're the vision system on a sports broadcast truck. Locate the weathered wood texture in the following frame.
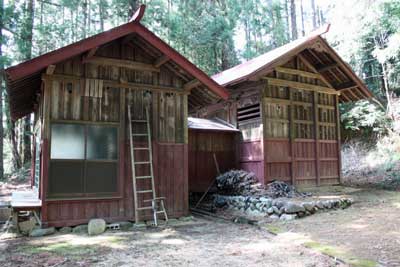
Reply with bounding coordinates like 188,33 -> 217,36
188,129 -> 238,192
40,39 -> 190,227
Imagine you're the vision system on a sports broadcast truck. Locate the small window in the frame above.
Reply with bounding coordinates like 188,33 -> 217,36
49,123 -> 119,198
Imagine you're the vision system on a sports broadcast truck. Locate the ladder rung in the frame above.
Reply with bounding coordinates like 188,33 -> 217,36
135,161 -> 151,165
137,190 -> 153,194
136,175 -> 152,179
156,211 -> 165,214
137,206 -> 153,211
131,120 -> 147,122
133,147 -> 149,150
132,133 -> 148,136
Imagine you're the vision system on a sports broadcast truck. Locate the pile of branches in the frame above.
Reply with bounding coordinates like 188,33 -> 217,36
216,170 -> 263,196
265,180 -> 310,198
215,170 -> 311,198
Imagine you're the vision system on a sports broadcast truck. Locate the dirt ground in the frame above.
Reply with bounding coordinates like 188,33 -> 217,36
0,218 -> 341,267
269,186 -> 400,267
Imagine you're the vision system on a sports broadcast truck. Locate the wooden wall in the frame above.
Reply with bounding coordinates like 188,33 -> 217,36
196,55 -> 342,187
39,39 -> 189,227
262,56 -> 341,186
188,129 -> 238,192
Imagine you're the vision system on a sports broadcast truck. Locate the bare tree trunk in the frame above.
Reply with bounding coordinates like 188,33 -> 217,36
82,0 -> 88,38
4,92 -> 22,170
0,0 -> 4,179
290,0 -> 297,40
300,0 -> 305,36
20,0 -> 34,165
381,62 -> 393,118
284,0 -> 290,42
311,0 -> 317,29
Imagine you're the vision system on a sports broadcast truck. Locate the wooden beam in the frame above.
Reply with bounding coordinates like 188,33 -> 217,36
154,55 -> 169,68
41,73 -> 184,93
313,91 -> 320,186
335,95 -> 342,183
83,56 -> 160,72
263,77 -> 340,95
184,79 -> 201,91
275,66 -> 323,80
46,65 -> 56,75
316,63 -> 339,73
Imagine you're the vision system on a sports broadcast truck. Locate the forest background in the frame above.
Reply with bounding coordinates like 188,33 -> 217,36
1,0 -> 398,186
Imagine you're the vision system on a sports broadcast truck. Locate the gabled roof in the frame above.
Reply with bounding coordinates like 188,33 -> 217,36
212,25 -> 373,102
188,117 -> 239,132
6,5 -> 229,120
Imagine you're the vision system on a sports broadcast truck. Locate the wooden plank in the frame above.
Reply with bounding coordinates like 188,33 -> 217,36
83,56 -> 160,72
263,77 -> 340,95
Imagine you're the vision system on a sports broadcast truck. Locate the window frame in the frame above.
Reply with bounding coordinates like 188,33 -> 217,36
47,120 -> 121,200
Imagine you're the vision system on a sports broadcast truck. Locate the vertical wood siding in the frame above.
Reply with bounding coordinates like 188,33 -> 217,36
188,130 -> 238,192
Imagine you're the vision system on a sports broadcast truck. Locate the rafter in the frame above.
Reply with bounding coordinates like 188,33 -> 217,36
154,55 -> 169,68
297,54 -> 334,89
184,79 -> 201,91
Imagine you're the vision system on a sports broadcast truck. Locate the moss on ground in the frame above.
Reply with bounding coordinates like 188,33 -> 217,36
263,224 -> 283,235
304,241 -> 377,267
19,242 -> 97,256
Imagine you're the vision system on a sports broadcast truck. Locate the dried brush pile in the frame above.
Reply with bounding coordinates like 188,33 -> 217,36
216,170 -> 308,198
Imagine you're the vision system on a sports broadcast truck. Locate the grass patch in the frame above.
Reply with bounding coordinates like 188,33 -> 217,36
20,242 -> 97,256
304,241 -> 377,267
264,224 -> 284,235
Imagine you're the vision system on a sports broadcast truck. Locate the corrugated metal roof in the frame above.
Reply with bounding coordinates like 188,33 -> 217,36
188,117 -> 239,132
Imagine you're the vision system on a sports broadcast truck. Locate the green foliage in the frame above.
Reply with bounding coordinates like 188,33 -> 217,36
341,100 -> 390,137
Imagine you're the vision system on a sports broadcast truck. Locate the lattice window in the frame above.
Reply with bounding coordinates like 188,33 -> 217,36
293,105 -> 314,139
237,103 -> 261,125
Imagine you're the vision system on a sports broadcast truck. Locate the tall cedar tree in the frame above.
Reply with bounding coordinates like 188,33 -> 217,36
290,0 -> 297,40
20,0 -> 34,164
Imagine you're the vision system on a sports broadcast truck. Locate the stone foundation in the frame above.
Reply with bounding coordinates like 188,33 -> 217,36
214,195 -> 353,220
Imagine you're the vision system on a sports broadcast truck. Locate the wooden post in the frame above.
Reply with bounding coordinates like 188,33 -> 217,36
261,80 -> 268,184
313,91 -> 320,186
289,89 -> 295,185
335,95 -> 342,183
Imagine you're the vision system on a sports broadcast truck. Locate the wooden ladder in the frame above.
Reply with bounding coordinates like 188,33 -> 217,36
128,104 -> 168,226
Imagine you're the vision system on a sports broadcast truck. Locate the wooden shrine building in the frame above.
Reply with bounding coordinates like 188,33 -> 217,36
193,25 -> 373,187
5,5 -> 228,227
